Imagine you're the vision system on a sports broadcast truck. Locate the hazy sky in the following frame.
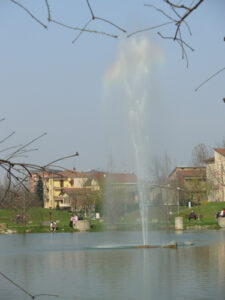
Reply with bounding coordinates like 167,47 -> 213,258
0,0 -> 225,174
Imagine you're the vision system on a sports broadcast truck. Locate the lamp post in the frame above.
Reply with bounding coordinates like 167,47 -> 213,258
177,187 -> 181,216
166,184 -> 170,224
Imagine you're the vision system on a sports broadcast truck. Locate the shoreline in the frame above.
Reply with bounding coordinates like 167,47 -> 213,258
0,223 -> 220,234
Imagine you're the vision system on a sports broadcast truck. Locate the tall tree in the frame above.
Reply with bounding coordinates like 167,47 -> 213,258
35,177 -> 44,207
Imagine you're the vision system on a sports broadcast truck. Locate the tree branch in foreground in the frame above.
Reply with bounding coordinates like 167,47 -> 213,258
9,0 -> 126,43
128,1 -> 204,66
0,121 -> 79,202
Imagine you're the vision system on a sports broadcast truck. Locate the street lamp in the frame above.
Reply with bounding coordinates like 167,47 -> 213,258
177,187 -> 181,216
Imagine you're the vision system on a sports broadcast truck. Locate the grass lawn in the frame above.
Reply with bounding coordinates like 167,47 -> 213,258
0,202 -> 224,233
0,208 -> 103,233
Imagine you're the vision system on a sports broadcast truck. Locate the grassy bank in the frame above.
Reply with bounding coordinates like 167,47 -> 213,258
0,202 -> 224,233
173,201 -> 224,229
0,208 -> 104,233
116,201 -> 225,230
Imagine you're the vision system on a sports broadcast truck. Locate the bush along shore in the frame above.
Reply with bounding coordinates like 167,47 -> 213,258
0,202 -> 224,234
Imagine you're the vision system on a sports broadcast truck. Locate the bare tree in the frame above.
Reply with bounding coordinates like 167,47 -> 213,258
191,143 -> 212,167
150,153 -> 172,183
68,190 -> 80,212
216,139 -> 225,149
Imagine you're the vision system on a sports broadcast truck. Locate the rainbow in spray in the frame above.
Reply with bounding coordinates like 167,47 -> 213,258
104,37 -> 164,91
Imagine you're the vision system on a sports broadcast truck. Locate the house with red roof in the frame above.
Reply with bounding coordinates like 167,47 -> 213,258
168,167 -> 206,188
29,169 -> 138,212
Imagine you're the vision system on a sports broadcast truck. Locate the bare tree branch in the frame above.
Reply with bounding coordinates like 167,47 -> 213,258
9,0 -> 125,42
144,4 -> 176,22
0,131 -> 15,144
0,271 -> 59,299
195,66 -> 225,92
0,120 -> 80,204
72,19 -> 92,44
127,21 -> 173,38
170,5 -> 192,36
157,31 -> 194,51
85,0 -> 126,33
44,0 -> 51,22
127,1 -> 203,65
9,0 -> 47,29
51,19 -> 118,39
163,0 -> 193,11
94,17 -> 126,33
163,1 -> 204,40
6,132 -> 47,160
44,152 -> 79,168
86,0 -> 95,19
0,144 -> 23,154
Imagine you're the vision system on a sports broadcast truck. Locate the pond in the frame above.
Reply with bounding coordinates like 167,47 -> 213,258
0,230 -> 225,300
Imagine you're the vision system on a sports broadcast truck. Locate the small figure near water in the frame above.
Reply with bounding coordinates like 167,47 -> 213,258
73,214 -> 78,226
69,215 -> 73,227
188,210 -> 197,221
69,214 -> 78,227
78,213 -> 83,220
216,208 -> 225,219
50,221 -> 56,231
15,213 -> 25,224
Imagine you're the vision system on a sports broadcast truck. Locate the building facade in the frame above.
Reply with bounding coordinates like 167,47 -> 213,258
168,167 -> 206,205
205,148 -> 225,202
29,169 -> 138,211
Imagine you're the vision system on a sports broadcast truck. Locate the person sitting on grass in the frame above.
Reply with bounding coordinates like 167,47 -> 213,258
188,210 -> 197,221
216,209 -> 225,219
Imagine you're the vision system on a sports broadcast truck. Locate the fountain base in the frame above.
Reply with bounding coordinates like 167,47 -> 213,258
134,242 -> 177,249
133,245 -> 158,249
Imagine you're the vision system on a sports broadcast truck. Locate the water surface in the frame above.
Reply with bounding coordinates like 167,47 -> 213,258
0,230 -> 225,300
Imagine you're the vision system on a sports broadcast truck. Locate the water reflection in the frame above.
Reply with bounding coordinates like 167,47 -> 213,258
0,231 -> 225,300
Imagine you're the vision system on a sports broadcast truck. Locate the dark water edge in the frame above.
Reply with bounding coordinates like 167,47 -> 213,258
0,222 -> 220,235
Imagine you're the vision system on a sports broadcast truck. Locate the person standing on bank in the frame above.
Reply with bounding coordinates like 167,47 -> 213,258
73,214 -> 78,227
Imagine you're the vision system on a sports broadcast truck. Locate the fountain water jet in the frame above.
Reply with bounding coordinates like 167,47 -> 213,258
103,37 -> 163,246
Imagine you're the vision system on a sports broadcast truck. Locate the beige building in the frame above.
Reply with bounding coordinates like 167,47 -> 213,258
205,148 -> 225,202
